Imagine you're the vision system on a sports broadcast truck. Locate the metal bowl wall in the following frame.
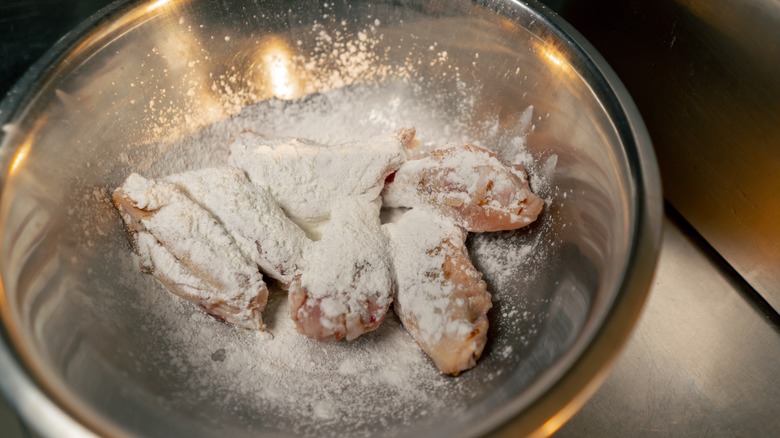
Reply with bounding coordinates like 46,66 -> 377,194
0,0 -> 662,436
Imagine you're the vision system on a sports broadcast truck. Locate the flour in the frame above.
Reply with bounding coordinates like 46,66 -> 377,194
103,78 -> 554,436
228,131 -> 407,222
384,208 -> 492,375
164,166 -> 308,286
115,173 -> 268,330
139,287 -> 455,436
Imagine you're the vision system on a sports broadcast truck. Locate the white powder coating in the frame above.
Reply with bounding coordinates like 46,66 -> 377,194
383,145 -> 544,232
163,166 -> 308,286
98,79 -> 553,436
117,153 -> 401,341
228,131 -> 406,222
291,198 -> 394,341
385,210 -> 460,342
115,173 -> 267,330
226,130 -> 409,341
384,208 -> 492,375
144,290 -> 456,436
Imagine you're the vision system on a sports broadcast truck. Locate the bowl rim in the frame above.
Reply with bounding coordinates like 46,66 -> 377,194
0,2 -> 150,437
477,0 -> 663,436
0,0 -> 663,437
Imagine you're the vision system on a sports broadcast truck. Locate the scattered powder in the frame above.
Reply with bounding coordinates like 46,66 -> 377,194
98,79 -> 558,436
227,131 -> 405,223
143,289 -> 454,436
67,19 -> 563,435
384,208 -> 491,375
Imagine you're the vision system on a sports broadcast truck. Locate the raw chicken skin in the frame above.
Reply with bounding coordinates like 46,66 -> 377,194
164,167 -> 308,288
382,144 -> 544,232
113,173 -> 268,330
228,129 -> 413,223
289,199 -> 394,341
227,129 -> 414,341
384,208 -> 492,375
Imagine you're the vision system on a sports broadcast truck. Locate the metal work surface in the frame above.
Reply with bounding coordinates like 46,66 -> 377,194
545,0 -> 780,312
557,214 -> 780,436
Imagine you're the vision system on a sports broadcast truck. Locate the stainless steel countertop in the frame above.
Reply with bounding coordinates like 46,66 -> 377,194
547,0 -> 780,313
1,212 -> 778,436
557,214 -> 780,437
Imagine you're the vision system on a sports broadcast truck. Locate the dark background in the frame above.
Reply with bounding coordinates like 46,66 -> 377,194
0,0 -> 565,96
0,0 -> 119,97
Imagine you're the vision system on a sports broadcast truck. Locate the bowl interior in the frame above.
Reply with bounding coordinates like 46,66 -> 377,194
0,0 -> 646,436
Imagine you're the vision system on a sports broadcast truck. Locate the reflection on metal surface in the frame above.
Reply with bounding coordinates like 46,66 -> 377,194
541,46 -> 565,69
146,0 -> 173,12
539,404 -> 575,437
257,37 -> 301,100
551,0 -> 780,311
557,216 -> 780,437
535,41 -> 574,79
9,146 -> 27,174
6,117 -> 44,175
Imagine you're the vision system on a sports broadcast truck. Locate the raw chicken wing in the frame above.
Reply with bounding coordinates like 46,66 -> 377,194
382,144 -> 543,232
384,208 -> 492,375
113,173 -> 268,330
228,129 -> 413,223
289,199 -> 394,341
164,167 -> 308,288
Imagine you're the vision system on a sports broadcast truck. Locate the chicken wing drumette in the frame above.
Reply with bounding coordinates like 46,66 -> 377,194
384,208 -> 492,375
289,198 -> 394,341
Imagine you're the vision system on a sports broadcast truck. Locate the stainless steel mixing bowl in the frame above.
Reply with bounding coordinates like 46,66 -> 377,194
0,0 -> 662,436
